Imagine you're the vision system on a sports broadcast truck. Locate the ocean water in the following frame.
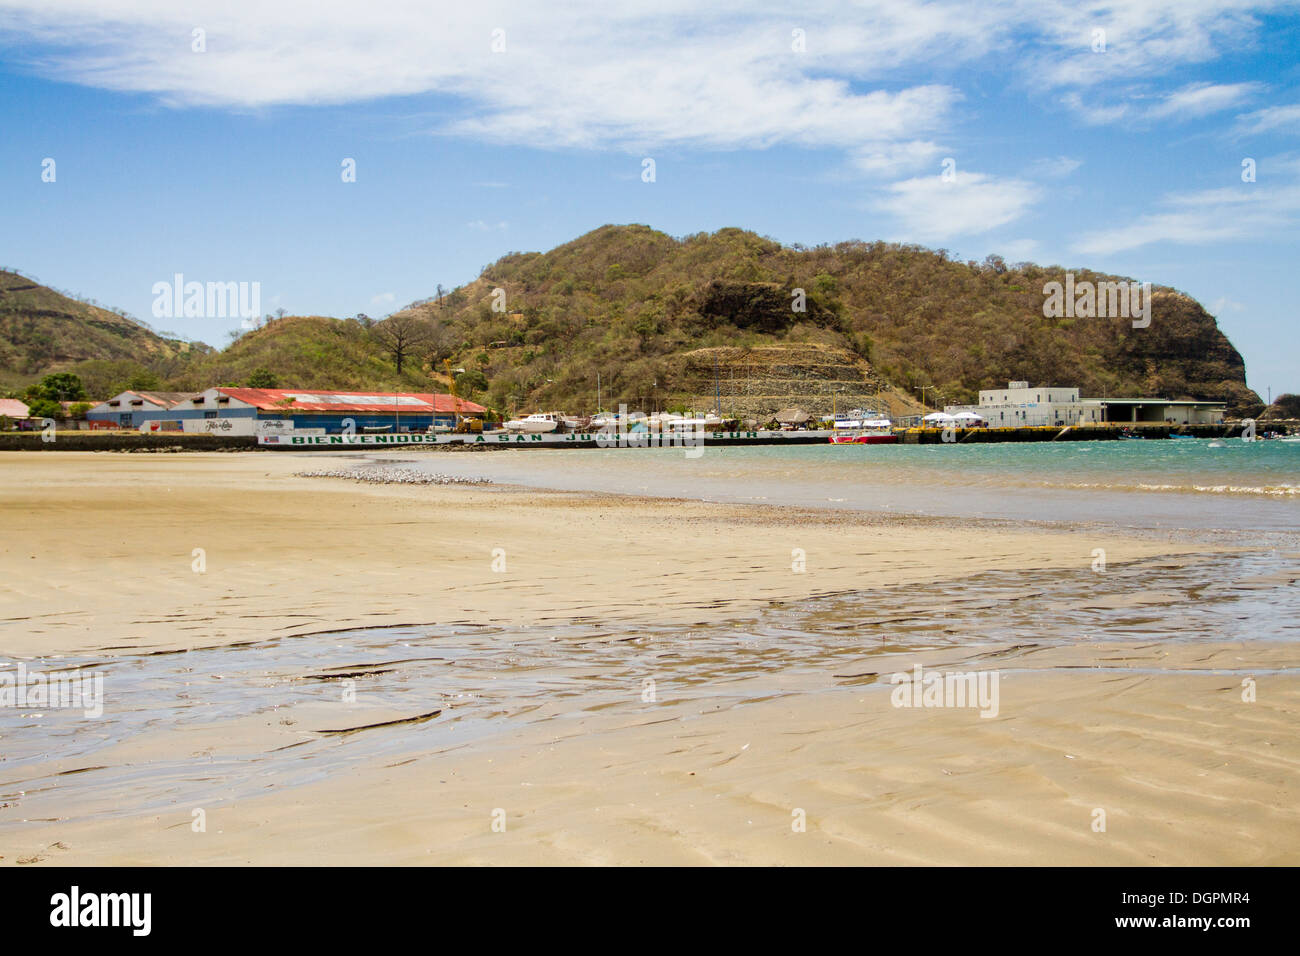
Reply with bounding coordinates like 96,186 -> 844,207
398,439 -> 1300,537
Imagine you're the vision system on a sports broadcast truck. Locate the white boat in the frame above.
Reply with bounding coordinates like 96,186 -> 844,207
504,412 -> 562,433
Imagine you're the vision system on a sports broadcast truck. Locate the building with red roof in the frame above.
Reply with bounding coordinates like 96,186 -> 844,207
158,387 -> 488,434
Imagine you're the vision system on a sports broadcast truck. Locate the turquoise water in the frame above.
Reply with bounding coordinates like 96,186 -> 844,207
394,439 -> 1300,536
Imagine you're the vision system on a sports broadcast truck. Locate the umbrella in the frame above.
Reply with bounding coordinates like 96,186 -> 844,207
922,412 -> 955,422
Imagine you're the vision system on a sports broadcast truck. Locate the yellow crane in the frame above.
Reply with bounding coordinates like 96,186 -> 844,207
444,358 -> 460,431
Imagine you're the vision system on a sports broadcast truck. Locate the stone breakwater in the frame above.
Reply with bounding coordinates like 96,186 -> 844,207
295,466 -> 490,485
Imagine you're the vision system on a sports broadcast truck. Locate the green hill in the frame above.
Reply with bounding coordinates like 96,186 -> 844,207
390,224 -> 1261,416
171,315 -> 440,393
0,269 -> 202,394
0,227 -> 1264,415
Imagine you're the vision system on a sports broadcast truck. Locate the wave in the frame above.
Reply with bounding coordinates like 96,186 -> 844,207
1065,481 -> 1300,497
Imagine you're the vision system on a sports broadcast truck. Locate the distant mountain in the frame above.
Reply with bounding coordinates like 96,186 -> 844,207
0,270 -> 200,393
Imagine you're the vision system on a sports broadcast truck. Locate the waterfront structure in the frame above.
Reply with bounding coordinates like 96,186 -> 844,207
85,391 -> 195,429
946,381 -> 1226,427
91,387 -> 487,434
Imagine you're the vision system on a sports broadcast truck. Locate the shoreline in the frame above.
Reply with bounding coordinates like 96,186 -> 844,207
0,451 -> 1224,660
2,451 -> 1296,866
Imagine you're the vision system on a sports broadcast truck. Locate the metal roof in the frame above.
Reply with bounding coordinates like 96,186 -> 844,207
216,388 -> 487,414
99,390 -> 196,409
1095,398 -> 1226,406
0,399 -> 30,418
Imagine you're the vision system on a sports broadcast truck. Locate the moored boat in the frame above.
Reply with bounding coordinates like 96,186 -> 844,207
829,419 -> 896,444
504,412 -> 562,433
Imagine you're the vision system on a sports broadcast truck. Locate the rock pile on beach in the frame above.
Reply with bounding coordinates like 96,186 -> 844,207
295,466 -> 490,485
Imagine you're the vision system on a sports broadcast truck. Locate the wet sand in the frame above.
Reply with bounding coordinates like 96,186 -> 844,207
1,451 -> 1296,865
0,452 -> 1179,660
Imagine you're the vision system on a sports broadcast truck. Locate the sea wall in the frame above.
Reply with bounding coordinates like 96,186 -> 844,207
0,432 -> 259,452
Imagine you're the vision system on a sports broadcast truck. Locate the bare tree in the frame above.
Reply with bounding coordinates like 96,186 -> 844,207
426,319 -> 456,364
372,314 -> 433,375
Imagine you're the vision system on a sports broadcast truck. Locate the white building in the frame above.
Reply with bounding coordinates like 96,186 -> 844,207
946,381 -> 1225,427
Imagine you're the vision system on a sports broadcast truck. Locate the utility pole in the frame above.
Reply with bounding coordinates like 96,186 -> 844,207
714,355 -> 721,416
915,385 -> 937,419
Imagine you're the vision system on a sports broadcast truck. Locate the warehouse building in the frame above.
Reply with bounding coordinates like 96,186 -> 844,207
163,388 -> 488,434
86,391 -> 197,429
946,381 -> 1225,427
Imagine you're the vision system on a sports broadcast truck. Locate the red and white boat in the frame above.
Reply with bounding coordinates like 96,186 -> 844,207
828,418 -> 897,444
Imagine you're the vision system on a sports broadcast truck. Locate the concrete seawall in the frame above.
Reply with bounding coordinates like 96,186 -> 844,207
0,421 -> 1256,451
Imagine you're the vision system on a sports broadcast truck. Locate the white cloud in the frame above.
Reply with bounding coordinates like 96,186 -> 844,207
467,220 -> 508,232
0,0 -> 1285,156
1061,92 -> 1131,126
1074,177 -> 1300,255
1234,103 -> 1300,136
1146,81 -> 1261,119
1027,156 -> 1083,178
849,140 -> 946,176
1209,296 -> 1246,314
370,291 -> 396,307
878,172 -> 1042,241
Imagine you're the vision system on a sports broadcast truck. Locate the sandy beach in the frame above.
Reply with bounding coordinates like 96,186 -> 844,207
1,451 -> 1297,865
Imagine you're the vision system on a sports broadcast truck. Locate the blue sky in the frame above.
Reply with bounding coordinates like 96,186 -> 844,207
0,1 -> 1297,399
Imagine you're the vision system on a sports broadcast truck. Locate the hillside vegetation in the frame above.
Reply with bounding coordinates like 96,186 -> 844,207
389,225 -> 1259,416
170,315 -> 439,393
1,227 -> 1263,416
0,270 -> 201,393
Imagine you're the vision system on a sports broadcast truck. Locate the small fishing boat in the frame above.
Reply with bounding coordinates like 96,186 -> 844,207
504,412 -> 562,433
829,419 -> 896,444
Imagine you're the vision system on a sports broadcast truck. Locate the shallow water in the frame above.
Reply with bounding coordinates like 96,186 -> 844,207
4,549 -> 1297,825
389,440 -> 1300,534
